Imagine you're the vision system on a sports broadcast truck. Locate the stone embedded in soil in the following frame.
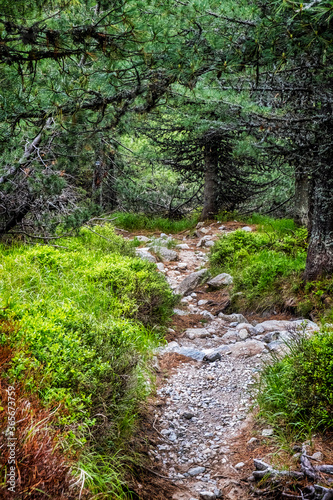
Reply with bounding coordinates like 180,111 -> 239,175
156,262 -> 165,272
238,328 -> 249,340
227,339 -> 265,358
175,269 -> 209,296
135,248 -> 157,262
176,244 -> 190,250
200,491 -> 216,500
135,235 -> 150,242
188,466 -> 206,477
218,313 -> 249,324
186,328 -> 210,340
203,352 -> 221,362
182,412 -> 195,420
234,462 -> 245,469
262,428 -> 274,437
241,226 -> 252,232
154,247 -> 178,261
207,273 -> 233,288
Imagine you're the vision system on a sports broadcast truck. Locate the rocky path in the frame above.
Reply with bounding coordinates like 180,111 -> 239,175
128,222 -> 318,500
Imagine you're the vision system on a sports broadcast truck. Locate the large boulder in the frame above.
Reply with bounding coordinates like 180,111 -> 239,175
175,269 -> 209,296
207,273 -> 233,288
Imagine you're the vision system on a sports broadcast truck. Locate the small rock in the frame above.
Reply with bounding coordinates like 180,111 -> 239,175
176,244 -> 190,250
198,299 -> 208,306
173,308 -> 188,316
311,451 -> 323,461
201,310 -> 215,320
200,227 -> 210,234
160,233 -> 168,238
188,466 -> 206,477
292,445 -> 302,452
178,347 -> 205,361
178,263 -> 188,270
205,240 -> 215,247
238,328 -> 249,340
241,226 -> 252,232
175,269 -> 209,296
182,412 -> 195,420
234,462 -> 245,469
156,262 -> 165,272
262,428 -> 274,437
135,248 -> 157,263
218,313 -> 249,324
156,247 -> 178,262
186,328 -> 209,340
262,331 -> 280,343
228,339 -> 265,358
221,330 -> 238,344
135,235 -> 150,243
200,492 -> 216,500
218,226 -> 226,230
230,322 -> 239,327
247,437 -> 259,445
196,222 -> 205,229
207,273 -> 233,288
203,352 -> 221,363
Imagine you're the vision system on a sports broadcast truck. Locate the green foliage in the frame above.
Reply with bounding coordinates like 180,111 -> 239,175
256,329 -> 333,436
210,216 -> 308,311
113,212 -> 198,233
0,225 -> 175,495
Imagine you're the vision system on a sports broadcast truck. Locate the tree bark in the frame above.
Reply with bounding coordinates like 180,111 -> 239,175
200,144 -> 219,221
294,167 -> 312,230
304,163 -> 333,281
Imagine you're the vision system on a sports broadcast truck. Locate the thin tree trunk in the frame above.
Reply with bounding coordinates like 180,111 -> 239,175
200,144 -> 219,221
304,162 -> 333,281
294,167 -> 312,230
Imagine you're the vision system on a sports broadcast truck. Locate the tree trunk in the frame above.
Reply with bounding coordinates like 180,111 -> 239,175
200,144 -> 219,221
304,163 -> 333,281
294,168 -> 312,230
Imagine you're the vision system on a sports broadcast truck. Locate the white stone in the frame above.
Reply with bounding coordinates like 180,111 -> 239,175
135,235 -> 150,242
262,428 -> 274,437
241,226 -> 252,232
198,299 -> 208,306
238,328 -> 249,340
234,462 -> 245,469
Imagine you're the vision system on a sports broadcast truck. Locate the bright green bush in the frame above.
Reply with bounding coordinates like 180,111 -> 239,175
0,225 -> 175,495
209,220 -> 308,311
257,329 -> 333,435
113,211 -> 198,233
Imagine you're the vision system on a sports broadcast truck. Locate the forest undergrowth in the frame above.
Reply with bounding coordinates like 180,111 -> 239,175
0,225 -> 176,498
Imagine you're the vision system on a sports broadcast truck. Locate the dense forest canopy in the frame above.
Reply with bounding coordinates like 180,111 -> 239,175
1,0 -> 333,277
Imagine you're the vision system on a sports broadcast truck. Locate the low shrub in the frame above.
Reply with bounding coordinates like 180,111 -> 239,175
0,225 -> 175,496
209,220 -> 308,311
256,328 -> 333,436
113,212 -> 198,233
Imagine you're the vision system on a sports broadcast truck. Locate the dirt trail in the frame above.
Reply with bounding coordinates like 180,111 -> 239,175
123,221 -> 317,500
